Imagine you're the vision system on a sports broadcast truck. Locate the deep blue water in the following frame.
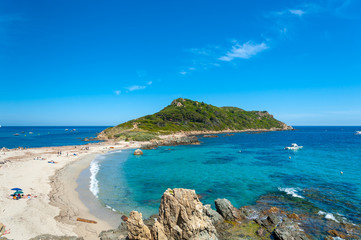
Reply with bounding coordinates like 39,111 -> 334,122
94,126 -> 361,232
0,126 -> 107,148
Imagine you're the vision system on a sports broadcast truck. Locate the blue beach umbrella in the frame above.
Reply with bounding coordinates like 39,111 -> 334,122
11,188 -> 22,191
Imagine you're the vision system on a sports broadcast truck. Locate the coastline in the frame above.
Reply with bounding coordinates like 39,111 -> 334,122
0,141 -> 142,239
49,153 -> 121,240
0,128 -> 292,239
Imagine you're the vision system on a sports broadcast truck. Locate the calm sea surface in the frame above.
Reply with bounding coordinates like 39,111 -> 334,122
93,126 -> 361,233
0,126 -> 107,148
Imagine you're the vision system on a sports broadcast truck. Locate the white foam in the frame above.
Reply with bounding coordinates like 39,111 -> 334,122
89,150 -> 122,199
89,158 -> 101,198
105,205 -> 118,212
325,213 -> 339,223
278,187 -> 304,199
318,211 -> 339,223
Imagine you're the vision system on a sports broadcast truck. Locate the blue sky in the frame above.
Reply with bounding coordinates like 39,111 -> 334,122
0,0 -> 360,126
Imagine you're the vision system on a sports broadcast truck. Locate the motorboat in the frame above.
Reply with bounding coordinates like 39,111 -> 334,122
285,143 -> 303,150
355,131 -> 361,135
14,133 -> 20,136
29,132 -> 33,134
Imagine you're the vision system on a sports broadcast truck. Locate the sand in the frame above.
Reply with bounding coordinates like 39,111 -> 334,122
0,141 -> 142,240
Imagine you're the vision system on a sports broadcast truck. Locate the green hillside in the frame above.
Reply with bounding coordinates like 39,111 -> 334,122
98,98 -> 292,141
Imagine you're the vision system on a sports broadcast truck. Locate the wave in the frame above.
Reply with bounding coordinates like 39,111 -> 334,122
318,211 -> 339,223
89,157 -> 101,198
89,150 -> 122,198
105,205 -> 118,212
278,187 -> 304,199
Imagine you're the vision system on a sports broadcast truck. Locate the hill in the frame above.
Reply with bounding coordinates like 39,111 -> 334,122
98,98 -> 292,141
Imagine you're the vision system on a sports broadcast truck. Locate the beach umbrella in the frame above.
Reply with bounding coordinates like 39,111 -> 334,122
11,188 -> 22,191
14,191 -> 23,194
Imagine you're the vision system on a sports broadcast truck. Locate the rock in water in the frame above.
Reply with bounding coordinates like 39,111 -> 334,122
153,188 -> 218,240
127,211 -> 152,240
214,198 -> 241,221
134,149 -> 143,155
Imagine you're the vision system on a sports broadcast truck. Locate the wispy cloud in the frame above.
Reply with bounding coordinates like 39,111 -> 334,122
127,85 -> 146,91
114,90 -> 121,95
289,9 -> 306,16
219,42 -> 268,61
125,80 -> 152,92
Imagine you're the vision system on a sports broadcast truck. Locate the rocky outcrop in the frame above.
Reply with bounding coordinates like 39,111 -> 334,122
215,199 -> 241,221
127,211 -> 152,240
203,204 -> 224,225
152,188 -> 218,240
141,136 -> 199,149
272,219 -> 309,240
134,149 -> 144,155
100,189 -> 317,240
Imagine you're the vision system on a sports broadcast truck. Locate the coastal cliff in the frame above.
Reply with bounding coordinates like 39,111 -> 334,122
98,98 -> 292,141
98,188 -> 313,240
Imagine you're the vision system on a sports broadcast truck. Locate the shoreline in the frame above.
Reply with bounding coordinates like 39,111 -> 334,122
49,153 -> 122,239
0,141 -> 143,239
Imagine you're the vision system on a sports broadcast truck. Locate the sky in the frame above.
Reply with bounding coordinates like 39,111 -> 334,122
0,0 -> 361,126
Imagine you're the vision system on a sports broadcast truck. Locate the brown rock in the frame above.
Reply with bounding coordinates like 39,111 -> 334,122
262,207 -> 279,215
127,211 -> 152,240
287,213 -> 300,220
153,188 -> 218,240
327,229 -> 346,239
134,149 -> 143,155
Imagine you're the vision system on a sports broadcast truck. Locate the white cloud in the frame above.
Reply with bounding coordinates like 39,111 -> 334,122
180,71 -> 187,75
127,85 -> 146,91
114,90 -> 121,95
219,42 -> 268,61
289,9 -> 305,16
147,81 -> 152,85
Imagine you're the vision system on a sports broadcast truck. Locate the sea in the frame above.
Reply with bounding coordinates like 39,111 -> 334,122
0,126 -> 107,149
90,126 -> 361,238
2,126 -> 361,238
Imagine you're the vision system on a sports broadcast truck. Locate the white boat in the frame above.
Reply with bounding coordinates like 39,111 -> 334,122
355,131 -> 361,135
29,132 -> 33,134
285,143 -> 303,150
65,129 -> 69,131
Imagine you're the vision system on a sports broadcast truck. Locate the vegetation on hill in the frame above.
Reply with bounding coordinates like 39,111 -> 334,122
99,98 -> 291,140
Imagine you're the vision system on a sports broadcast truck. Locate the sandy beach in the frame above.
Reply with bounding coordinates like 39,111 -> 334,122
0,141 -> 141,240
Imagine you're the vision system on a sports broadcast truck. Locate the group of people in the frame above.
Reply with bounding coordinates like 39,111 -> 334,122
12,192 -> 23,200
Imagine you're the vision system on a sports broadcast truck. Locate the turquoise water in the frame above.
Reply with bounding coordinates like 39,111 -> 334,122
0,126 -> 107,149
94,127 -> 361,229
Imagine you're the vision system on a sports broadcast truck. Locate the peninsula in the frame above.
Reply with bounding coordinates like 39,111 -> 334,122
98,98 -> 292,141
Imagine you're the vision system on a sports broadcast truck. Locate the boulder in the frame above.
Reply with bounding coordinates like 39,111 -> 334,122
203,204 -> 224,224
153,188 -> 218,240
134,149 -> 143,155
214,198 -> 241,221
272,219 -> 309,240
127,211 -> 152,240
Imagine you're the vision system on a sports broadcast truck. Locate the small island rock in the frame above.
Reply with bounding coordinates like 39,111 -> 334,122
134,149 -> 143,155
